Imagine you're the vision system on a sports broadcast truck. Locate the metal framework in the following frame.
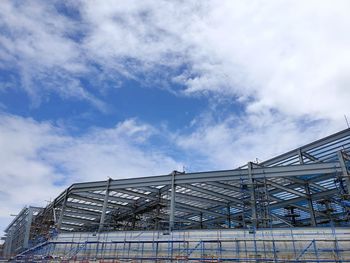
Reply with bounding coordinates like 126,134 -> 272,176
3,128 -> 350,259
2,207 -> 43,258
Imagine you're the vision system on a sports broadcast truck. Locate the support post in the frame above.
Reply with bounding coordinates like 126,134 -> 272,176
263,177 -> 271,228
248,162 -> 257,229
23,207 -> 34,249
337,150 -> 350,194
299,150 -> 317,226
227,204 -> 231,228
169,171 -> 176,232
99,178 -> 112,232
52,199 -> 57,224
131,205 -> 137,229
4,229 -> 13,258
298,149 -> 304,164
57,188 -> 69,231
304,183 -> 317,226
155,190 -> 161,230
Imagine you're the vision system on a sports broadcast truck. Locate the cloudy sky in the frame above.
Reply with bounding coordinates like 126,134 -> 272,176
0,0 -> 349,235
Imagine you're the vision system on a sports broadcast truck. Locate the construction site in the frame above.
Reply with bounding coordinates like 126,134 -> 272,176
2,128 -> 350,262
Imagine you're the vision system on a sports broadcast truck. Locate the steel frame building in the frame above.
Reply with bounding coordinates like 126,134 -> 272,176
2,207 -> 43,258
2,128 -> 350,261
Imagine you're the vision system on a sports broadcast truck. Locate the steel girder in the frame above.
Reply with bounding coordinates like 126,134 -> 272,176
17,128 -> 350,234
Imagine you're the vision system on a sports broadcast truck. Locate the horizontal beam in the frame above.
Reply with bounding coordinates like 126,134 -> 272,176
261,128 -> 350,166
266,180 -> 307,198
68,162 -> 342,193
183,184 -> 243,204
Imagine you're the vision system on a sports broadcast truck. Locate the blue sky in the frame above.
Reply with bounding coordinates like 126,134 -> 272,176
0,0 -> 349,235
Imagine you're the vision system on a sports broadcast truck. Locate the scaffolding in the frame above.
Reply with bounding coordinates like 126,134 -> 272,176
3,128 -> 350,261
15,228 -> 350,262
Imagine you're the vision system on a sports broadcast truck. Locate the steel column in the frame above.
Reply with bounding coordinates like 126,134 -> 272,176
305,183 -> 317,226
338,150 -> 350,194
23,207 -> 33,249
57,188 -> 69,231
227,204 -> 231,228
169,171 -> 176,231
98,178 -> 112,232
298,148 -> 304,164
248,162 -> 257,229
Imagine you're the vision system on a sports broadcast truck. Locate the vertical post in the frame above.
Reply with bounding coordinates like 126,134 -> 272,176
155,190 -> 161,230
305,183 -> 317,226
312,240 -> 320,263
57,188 -> 69,231
4,229 -> 13,258
298,149 -> 304,164
325,201 -> 335,226
169,171 -> 176,232
263,177 -> 271,228
248,162 -> 257,229
131,204 -> 137,229
23,207 -> 33,249
272,239 -> 278,263
227,204 -> 231,228
300,150 -> 317,226
52,200 -> 57,224
290,207 -> 297,225
99,178 -> 112,232
337,150 -> 350,194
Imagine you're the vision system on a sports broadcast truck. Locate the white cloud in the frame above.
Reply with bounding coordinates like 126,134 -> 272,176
0,1 -> 81,70
0,114 -> 180,234
1,0 -> 349,121
0,1 -> 105,108
77,0 -> 350,121
178,0 -> 350,121
0,115 -> 65,226
48,119 -> 179,183
175,110 -> 346,170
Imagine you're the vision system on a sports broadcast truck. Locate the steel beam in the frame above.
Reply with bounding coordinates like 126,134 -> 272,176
207,181 -> 242,192
57,188 -> 69,231
169,171 -> 176,231
261,128 -> 350,166
303,152 -> 321,163
63,215 -> 98,225
183,184 -> 243,205
176,202 -> 224,217
269,189 -> 338,209
116,189 -> 159,201
338,150 -> 350,194
66,201 -> 103,211
266,180 -> 307,198
298,148 -> 304,164
248,162 -> 257,229
305,183 -> 317,226
67,162 -> 342,192
6,128 -> 349,236
23,207 -> 33,249
99,178 -> 111,232
227,204 -> 231,228
175,192 -> 224,206
78,191 -> 135,204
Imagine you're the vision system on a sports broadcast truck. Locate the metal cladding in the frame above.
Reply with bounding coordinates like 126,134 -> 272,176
2,128 -> 350,258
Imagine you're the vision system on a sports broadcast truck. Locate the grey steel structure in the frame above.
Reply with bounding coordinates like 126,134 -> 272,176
2,128 -> 350,259
2,207 -> 43,258
48,128 -> 350,233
